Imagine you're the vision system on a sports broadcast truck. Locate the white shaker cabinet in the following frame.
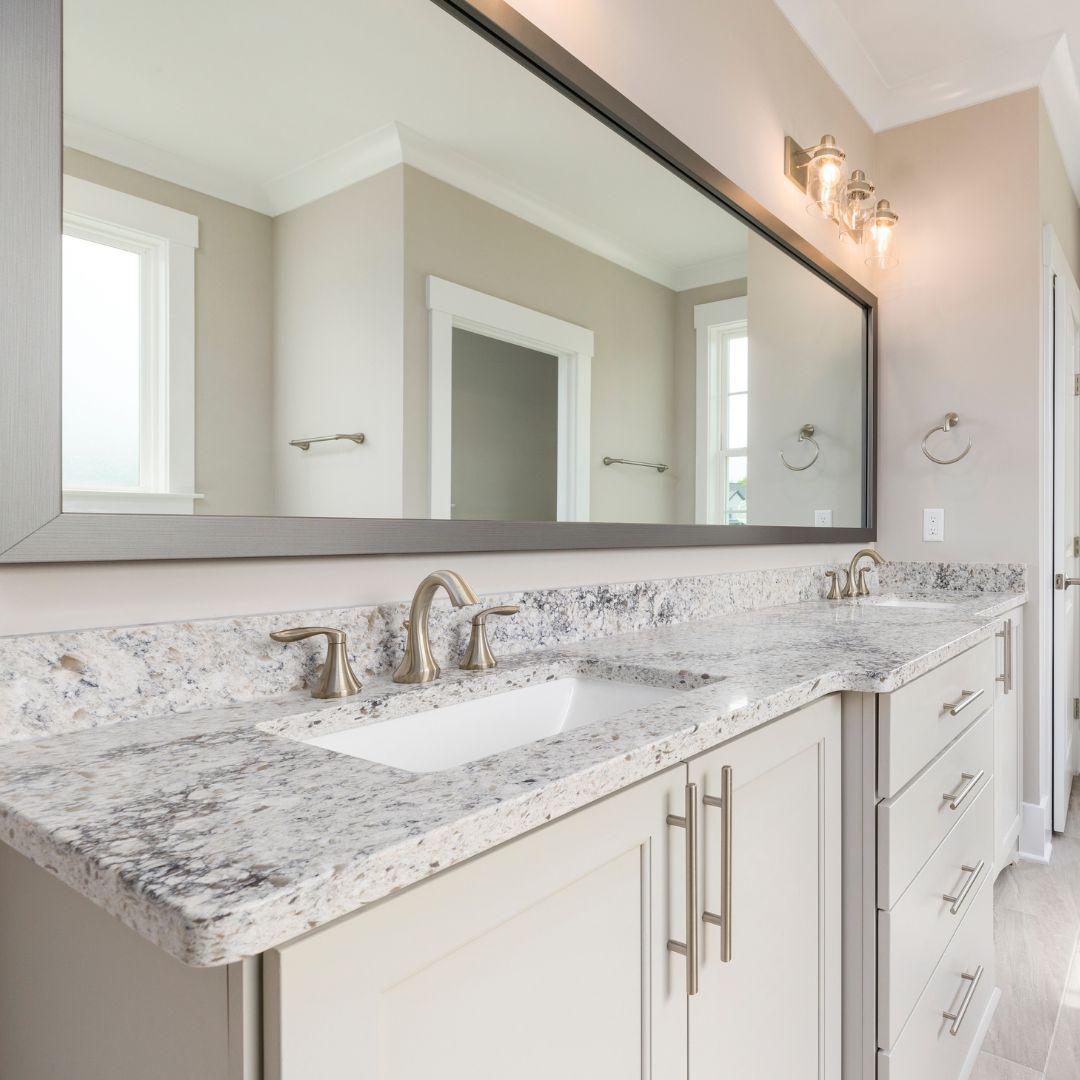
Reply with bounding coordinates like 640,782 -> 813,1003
687,694 -> 842,1080
265,696 -> 843,1080
265,765 -> 689,1080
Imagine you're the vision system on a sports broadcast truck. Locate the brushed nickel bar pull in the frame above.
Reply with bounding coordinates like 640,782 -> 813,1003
942,688 -> 984,717
942,860 -> 985,915
701,767 -> 734,961
289,432 -> 366,451
666,782 -> 699,996
943,770 -> 985,810
942,965 -> 984,1035
603,456 -> 669,473
996,619 -> 1013,694
1056,574 -> 1080,590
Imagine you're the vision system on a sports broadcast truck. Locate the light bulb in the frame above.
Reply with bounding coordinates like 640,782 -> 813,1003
865,199 -> 899,268
805,135 -> 846,220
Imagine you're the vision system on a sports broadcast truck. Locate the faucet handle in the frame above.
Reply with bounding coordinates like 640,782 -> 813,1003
856,567 -> 873,596
824,570 -> 844,601
461,606 -> 520,671
269,626 -> 362,699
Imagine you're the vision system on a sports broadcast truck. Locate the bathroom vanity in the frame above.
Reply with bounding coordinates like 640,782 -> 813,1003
0,583 -> 1024,1080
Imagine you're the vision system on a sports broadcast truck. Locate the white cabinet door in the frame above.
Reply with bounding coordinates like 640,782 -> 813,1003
994,613 -> 1023,873
687,695 -> 842,1080
265,766 -> 688,1080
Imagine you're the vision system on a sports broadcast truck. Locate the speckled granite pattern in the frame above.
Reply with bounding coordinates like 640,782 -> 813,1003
879,561 -> 1026,594
0,561 -> 1026,742
0,588 -> 1024,967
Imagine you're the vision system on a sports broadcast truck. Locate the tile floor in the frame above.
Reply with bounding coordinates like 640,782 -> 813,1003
971,782 -> 1080,1079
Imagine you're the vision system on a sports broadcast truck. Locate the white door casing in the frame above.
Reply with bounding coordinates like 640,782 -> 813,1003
1050,228 -> 1080,832
426,276 -> 592,521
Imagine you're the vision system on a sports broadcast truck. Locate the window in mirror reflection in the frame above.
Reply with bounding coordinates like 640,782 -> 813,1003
706,313 -> 749,526
62,234 -> 142,491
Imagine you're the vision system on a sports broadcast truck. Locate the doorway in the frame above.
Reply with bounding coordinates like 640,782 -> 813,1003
1050,227 -> 1080,832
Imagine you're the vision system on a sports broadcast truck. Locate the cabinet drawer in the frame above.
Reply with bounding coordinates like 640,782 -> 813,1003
879,639 -> 996,798
878,779 -> 995,1048
877,869 -> 994,1079
878,710 -> 994,909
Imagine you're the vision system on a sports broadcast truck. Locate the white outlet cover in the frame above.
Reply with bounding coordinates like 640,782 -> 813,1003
814,509 -> 833,527
923,508 -> 945,542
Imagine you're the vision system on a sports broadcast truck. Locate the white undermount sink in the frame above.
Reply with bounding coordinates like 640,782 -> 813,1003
855,596 -> 955,610
306,676 -> 679,773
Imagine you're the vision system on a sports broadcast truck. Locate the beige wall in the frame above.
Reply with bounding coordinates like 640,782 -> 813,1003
272,168 -> 405,518
1040,95 -> 1080,284
747,233 -> 865,528
402,165 -> 680,525
62,149 -> 275,516
3,0 -> 883,635
875,91 -> 1044,805
451,329 -> 559,521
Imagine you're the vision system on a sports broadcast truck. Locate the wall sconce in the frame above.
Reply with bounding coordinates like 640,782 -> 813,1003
784,134 -> 900,268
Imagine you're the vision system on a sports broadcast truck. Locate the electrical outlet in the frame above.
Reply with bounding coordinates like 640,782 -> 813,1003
923,508 -> 945,542
814,509 -> 833,528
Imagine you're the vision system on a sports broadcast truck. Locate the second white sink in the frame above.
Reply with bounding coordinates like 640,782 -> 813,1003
306,676 -> 679,773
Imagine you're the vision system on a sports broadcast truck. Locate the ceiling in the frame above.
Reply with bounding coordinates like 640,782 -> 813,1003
774,0 -> 1080,199
62,0 -> 749,290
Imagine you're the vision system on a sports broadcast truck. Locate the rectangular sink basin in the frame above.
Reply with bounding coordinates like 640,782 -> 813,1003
306,676 -> 679,773
856,596 -> 955,610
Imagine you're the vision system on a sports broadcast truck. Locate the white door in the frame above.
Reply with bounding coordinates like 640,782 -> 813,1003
687,696 -> 842,1080
1052,234 -> 1080,832
265,767 -> 687,1080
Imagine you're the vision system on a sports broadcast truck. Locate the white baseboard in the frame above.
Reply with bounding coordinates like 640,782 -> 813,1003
1019,798 -> 1053,863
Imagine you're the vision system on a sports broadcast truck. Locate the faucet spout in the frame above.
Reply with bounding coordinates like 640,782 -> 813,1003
393,570 -> 480,684
844,548 -> 886,598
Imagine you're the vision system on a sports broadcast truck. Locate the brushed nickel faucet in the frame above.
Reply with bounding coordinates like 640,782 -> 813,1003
268,626 -> 363,699
825,548 -> 886,600
394,570 -> 480,684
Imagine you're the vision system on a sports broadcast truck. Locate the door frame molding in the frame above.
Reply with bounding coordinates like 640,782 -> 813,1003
426,275 -> 592,521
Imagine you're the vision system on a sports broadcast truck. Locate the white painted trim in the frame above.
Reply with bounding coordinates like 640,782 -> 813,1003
64,115 -> 274,215
68,118 -> 751,290
1042,37 -> 1080,204
62,178 -> 198,506
426,276 -> 593,521
694,297 -> 747,524
62,489 -> 204,514
1019,796 -> 1053,863
63,175 -> 198,247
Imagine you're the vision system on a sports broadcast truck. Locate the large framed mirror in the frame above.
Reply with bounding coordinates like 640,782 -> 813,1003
0,0 -> 875,562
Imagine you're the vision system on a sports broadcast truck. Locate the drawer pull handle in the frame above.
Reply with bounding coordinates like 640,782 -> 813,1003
943,770 -> 985,810
702,765 -> 734,962
667,782 -> 699,996
942,965 -> 984,1035
942,860 -> 985,914
942,688 -> 984,717
996,619 -> 1013,694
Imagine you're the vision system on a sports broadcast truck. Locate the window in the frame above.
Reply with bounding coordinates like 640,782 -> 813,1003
61,177 -> 199,513
693,297 -> 749,525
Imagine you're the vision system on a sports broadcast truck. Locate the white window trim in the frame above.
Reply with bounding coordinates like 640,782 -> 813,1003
694,296 -> 747,524
61,176 -> 201,514
426,276 -> 592,521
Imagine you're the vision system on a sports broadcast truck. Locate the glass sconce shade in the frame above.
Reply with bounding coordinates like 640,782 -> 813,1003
805,135 -> 846,219
865,199 -> 900,268
841,169 -> 875,239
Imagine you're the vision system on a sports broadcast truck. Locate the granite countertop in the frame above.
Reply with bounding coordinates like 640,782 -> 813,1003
0,589 -> 1024,967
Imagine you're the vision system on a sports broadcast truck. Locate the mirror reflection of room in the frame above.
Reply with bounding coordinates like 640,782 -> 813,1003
60,0 -> 867,528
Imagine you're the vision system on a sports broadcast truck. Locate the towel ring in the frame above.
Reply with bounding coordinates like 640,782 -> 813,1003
922,412 -> 972,465
779,424 -> 820,472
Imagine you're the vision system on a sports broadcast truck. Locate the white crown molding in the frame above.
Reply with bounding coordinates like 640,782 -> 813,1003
63,115 -> 275,215
65,113 -> 754,290
773,1 -> 1080,202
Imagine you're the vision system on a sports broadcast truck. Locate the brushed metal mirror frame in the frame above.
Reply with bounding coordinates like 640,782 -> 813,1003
0,0 -> 876,563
